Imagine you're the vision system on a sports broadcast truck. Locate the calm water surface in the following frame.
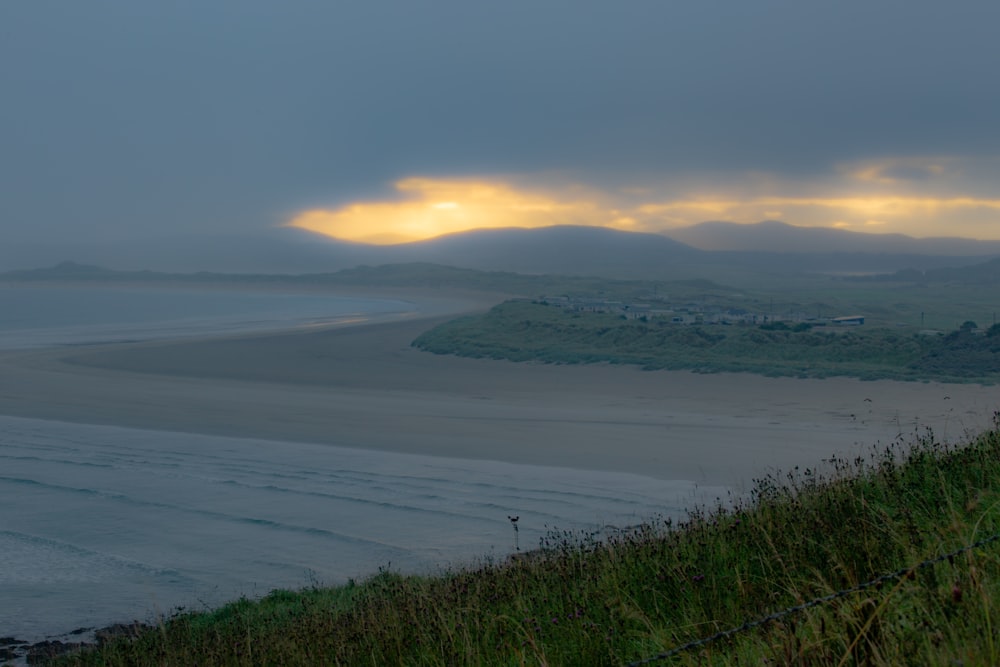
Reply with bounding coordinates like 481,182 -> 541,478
0,285 -> 413,348
0,415 -> 717,641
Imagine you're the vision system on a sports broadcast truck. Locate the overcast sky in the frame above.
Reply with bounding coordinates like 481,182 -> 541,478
3,1 -> 1000,245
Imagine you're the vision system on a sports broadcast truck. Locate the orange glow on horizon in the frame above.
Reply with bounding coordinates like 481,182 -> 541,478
285,175 -> 1000,243
286,178 -> 617,244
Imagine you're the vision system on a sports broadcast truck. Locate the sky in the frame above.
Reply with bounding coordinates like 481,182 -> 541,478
3,1 -> 1000,246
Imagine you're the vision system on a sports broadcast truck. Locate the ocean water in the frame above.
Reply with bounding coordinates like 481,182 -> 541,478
0,286 -> 720,641
0,284 -> 414,348
0,415 -> 719,641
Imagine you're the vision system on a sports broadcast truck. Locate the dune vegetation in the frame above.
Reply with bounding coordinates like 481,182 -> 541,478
414,300 -> 1000,384
50,417 -> 1000,666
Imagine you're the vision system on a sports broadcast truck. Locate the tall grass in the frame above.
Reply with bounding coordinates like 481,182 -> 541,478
55,417 -> 1000,666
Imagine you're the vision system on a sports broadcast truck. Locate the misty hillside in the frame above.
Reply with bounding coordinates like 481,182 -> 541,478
0,230 -> 370,274
0,261 -> 742,305
667,220 -> 1000,256
401,223 -> 1000,274
384,225 -> 707,277
846,256 -> 1000,285
4,223 -> 998,279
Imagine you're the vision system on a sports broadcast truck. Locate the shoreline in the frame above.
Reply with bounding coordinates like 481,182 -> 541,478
0,413 -> 717,647
0,282 -> 502,351
1,299 -> 996,485
3,287 -> 999,650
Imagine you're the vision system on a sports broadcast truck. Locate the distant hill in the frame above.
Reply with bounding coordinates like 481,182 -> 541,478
0,229 -> 377,274
383,225 -> 707,277
1,261 -> 129,280
846,257 -> 1000,285
667,220 -> 1000,256
4,223 -> 998,279
0,226 -> 709,280
0,261 -> 741,303
329,224 -> 1000,277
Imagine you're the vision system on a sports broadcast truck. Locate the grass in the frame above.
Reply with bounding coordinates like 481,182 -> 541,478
50,416 -> 1000,666
413,300 -> 1000,383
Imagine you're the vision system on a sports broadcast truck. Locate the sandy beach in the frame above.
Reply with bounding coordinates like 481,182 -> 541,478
1,295 -> 996,487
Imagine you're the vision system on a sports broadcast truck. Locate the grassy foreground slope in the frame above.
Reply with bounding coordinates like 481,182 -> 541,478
414,300 -> 1000,383
56,420 -> 1000,666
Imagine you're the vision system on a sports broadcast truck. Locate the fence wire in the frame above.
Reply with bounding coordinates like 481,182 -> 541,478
625,531 -> 1000,666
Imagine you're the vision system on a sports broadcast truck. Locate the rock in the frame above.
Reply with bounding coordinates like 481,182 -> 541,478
0,622 -> 151,665
0,638 -> 29,665
26,640 -> 86,664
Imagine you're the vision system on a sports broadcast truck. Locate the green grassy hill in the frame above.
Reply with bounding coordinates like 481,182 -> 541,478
53,420 -> 1000,666
414,300 -> 1000,383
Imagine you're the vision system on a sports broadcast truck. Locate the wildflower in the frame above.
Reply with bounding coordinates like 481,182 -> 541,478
692,574 -> 706,583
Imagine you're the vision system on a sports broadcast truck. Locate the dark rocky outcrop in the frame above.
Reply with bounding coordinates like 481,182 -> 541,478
1,622 -> 152,666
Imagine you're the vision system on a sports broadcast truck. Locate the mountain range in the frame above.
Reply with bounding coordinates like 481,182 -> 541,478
668,220 -> 1000,256
3,222 -> 998,278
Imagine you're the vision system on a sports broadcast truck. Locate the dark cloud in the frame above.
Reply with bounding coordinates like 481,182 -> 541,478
2,1 -> 998,242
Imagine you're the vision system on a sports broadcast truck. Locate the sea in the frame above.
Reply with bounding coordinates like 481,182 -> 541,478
0,285 -> 719,642
0,284 -> 416,349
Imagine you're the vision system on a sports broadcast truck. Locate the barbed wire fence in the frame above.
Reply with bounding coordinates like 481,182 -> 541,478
625,531 -> 1000,666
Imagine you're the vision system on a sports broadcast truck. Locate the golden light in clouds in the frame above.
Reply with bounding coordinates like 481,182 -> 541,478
635,194 -> 1000,238
286,178 -> 616,244
287,172 -> 1000,243
841,157 -> 949,185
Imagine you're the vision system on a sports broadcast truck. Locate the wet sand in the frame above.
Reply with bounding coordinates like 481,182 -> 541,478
0,304 -> 996,487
